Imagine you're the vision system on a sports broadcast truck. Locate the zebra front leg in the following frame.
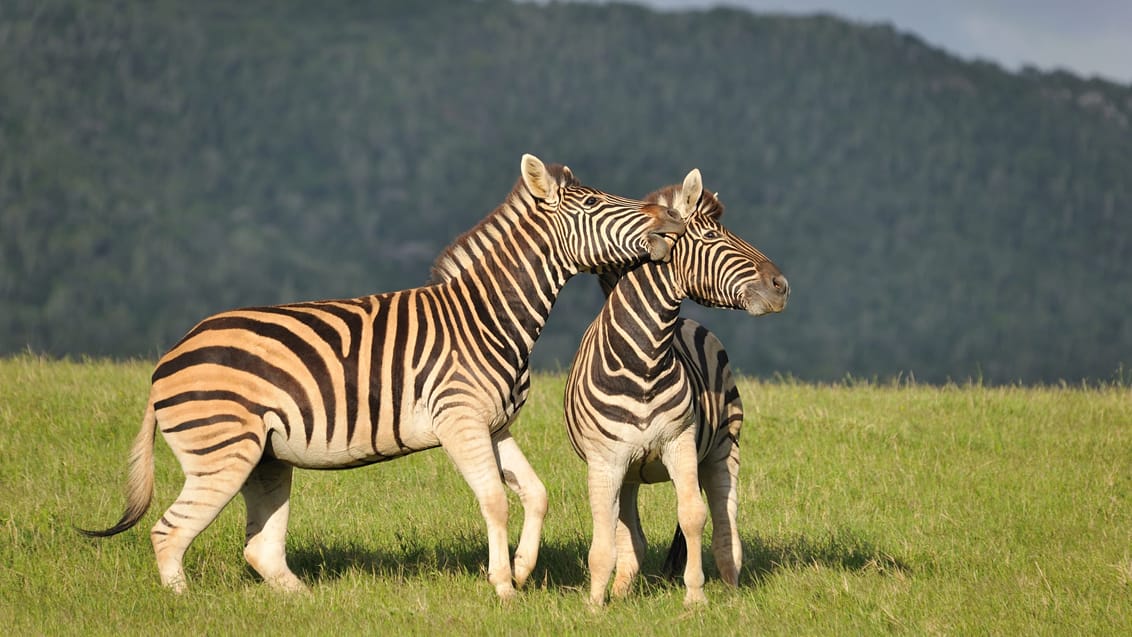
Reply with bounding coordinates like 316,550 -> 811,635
586,462 -> 625,607
438,422 -> 516,600
701,442 -> 742,587
241,458 -> 307,592
611,482 -> 645,598
494,430 -> 547,588
663,432 -> 708,606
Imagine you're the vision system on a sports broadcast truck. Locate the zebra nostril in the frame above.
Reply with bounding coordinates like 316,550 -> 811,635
772,274 -> 789,294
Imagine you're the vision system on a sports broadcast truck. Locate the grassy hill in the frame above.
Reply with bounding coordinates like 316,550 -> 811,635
2,0 -> 1130,383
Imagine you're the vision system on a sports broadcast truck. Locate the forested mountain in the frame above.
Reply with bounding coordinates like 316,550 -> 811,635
3,0 -> 1130,383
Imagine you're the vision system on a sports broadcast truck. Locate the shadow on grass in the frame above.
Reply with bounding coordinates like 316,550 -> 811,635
739,528 -> 911,586
287,534 -> 597,590
288,531 -> 492,585
285,526 -> 908,591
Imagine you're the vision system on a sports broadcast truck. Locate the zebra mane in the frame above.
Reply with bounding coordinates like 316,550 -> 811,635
643,183 -> 724,221
428,163 -> 578,284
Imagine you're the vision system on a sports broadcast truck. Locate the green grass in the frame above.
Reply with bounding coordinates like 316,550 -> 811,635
2,354 -> 1130,634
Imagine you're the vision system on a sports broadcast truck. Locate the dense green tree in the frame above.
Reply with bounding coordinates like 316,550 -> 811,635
2,0 -> 1129,383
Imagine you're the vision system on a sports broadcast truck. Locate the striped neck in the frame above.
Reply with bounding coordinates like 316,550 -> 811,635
599,261 -> 683,377
431,195 -> 576,366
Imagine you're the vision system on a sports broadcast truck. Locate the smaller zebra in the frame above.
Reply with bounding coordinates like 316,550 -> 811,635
564,169 -> 789,606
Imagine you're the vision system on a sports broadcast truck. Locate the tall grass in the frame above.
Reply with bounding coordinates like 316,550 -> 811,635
1,355 -> 1129,634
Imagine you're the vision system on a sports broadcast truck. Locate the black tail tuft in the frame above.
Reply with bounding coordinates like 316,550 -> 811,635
661,523 -> 688,580
77,503 -> 148,538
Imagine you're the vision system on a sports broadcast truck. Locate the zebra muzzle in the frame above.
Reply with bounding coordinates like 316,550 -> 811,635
741,280 -> 789,316
644,205 -> 686,261
646,232 -> 679,262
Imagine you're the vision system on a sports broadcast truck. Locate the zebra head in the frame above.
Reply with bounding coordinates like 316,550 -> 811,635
520,154 -> 687,272
614,168 -> 790,316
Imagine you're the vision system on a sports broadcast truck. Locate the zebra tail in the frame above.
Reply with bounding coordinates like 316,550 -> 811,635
661,523 -> 688,580
78,401 -> 157,537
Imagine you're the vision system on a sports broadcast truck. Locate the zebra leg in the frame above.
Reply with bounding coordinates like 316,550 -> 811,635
663,432 -> 709,606
586,461 -> 625,607
241,458 -> 307,592
701,441 -> 742,587
151,431 -> 264,593
493,430 -> 547,589
611,482 -> 645,598
437,423 -> 516,600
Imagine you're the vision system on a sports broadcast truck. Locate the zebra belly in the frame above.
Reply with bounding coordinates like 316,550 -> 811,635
264,405 -> 441,469
266,429 -> 392,468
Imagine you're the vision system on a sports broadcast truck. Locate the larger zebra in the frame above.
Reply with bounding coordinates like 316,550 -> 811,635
80,154 -> 687,599
564,168 -> 789,606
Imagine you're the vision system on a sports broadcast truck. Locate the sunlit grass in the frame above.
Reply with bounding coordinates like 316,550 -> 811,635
2,355 -> 1129,634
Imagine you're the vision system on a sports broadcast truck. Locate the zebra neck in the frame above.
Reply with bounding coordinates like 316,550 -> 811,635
602,263 -> 683,376
430,196 -> 579,363
456,261 -> 572,361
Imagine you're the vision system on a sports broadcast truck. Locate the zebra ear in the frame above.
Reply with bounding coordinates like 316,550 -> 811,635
677,168 -> 703,220
521,154 -> 559,204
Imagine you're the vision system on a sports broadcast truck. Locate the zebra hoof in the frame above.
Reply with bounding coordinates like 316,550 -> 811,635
512,558 -> 534,589
268,575 -> 309,594
683,588 -> 708,607
160,572 -> 188,594
495,582 -> 517,602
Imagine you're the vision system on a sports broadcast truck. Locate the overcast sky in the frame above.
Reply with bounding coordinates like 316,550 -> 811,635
563,0 -> 1132,84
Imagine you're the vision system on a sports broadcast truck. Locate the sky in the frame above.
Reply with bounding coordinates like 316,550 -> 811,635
562,0 -> 1132,84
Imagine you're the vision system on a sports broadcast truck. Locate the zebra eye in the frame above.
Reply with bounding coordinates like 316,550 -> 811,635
583,196 -> 599,207
704,230 -> 720,239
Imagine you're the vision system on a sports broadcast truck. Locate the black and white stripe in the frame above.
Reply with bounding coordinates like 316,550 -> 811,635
81,154 -> 687,599
563,169 -> 789,606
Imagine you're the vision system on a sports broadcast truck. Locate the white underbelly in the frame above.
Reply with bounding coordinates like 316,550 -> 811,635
264,403 -> 442,469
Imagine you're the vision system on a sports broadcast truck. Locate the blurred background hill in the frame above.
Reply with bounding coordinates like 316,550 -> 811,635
2,0 -> 1129,383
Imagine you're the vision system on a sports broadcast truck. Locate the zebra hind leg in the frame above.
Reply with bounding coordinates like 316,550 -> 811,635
151,431 -> 264,592
701,443 -> 742,587
241,458 -> 307,592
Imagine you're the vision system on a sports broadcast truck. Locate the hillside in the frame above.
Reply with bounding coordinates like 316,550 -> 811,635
2,0 -> 1130,383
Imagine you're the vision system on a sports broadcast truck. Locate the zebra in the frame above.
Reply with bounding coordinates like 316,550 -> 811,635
563,168 -> 789,606
80,154 -> 688,600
